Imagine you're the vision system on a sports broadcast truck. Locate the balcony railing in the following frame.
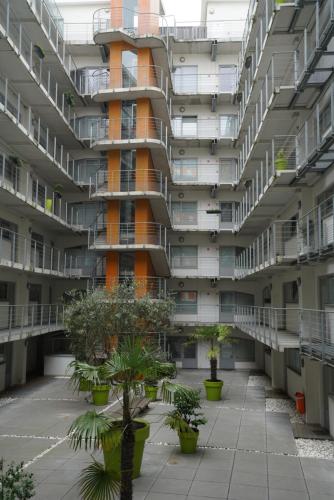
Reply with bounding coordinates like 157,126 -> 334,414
172,117 -> 237,140
89,169 -> 168,199
0,154 -> 74,228
172,72 -> 237,95
235,220 -> 298,278
88,222 -> 168,249
238,51 -> 296,136
298,195 -> 334,259
172,161 -> 237,185
27,0 -> 80,90
236,135 -> 298,228
300,308 -> 334,362
173,303 -> 236,324
75,159 -> 107,186
90,117 -> 169,149
0,303 -> 64,342
234,305 -> 300,349
63,22 -> 95,44
295,0 -> 334,87
171,256 -> 235,278
82,66 -> 169,97
0,0 -> 80,135
0,74 -> 78,181
169,20 -> 245,41
171,209 -> 233,231
0,228 -> 68,276
297,82 -> 334,171
88,276 -> 167,298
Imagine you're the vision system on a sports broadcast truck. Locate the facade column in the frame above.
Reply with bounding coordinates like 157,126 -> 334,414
271,350 -> 285,390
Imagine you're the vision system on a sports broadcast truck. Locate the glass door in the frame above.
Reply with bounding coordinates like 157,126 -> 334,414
122,50 -> 138,87
120,150 -> 136,191
121,101 -> 137,139
120,200 -> 135,244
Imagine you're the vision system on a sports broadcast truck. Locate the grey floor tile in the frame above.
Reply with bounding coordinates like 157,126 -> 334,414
159,465 -> 197,480
228,484 -> 268,500
268,474 -> 307,492
269,490 -> 310,500
145,494 -> 187,500
195,467 -> 231,483
188,480 -> 229,499
306,479 -> 334,496
150,477 -> 192,495
231,470 -> 268,487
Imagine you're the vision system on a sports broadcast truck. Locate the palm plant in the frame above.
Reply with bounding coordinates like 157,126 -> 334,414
188,324 -> 232,381
69,361 -> 109,391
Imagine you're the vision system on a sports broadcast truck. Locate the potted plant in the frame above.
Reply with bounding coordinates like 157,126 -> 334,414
66,283 -> 175,500
187,324 -> 233,401
164,386 -> 207,454
0,459 -> 35,499
275,149 -> 288,171
144,360 -> 176,401
64,91 -> 75,108
69,361 -> 110,405
33,44 -> 45,59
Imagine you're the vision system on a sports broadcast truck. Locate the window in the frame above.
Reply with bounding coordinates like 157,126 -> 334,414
220,115 -> 236,137
220,202 -> 233,223
173,116 -> 197,137
119,252 -> 135,279
175,291 -> 198,314
219,65 -> 237,93
283,215 -> 298,241
319,96 -> 332,141
320,275 -> 334,307
283,281 -> 299,304
286,349 -> 301,374
172,202 -> 197,225
220,158 -> 236,183
121,101 -> 137,139
219,247 -> 236,276
73,116 -> 103,140
0,218 -> 16,241
122,50 -> 138,87
32,178 -> 46,207
173,66 -> 198,94
173,158 -> 198,182
121,150 -> 136,190
171,246 -> 198,268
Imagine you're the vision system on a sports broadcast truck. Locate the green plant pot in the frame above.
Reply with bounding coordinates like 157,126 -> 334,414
79,379 -> 91,392
178,430 -> 199,454
45,198 -> 53,211
91,385 -> 110,406
103,418 -> 150,479
203,380 -> 224,401
144,385 -> 158,401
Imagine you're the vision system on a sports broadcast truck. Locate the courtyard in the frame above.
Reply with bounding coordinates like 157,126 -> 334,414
0,369 -> 333,499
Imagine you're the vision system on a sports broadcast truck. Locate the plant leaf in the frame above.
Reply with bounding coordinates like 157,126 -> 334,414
79,460 -> 120,500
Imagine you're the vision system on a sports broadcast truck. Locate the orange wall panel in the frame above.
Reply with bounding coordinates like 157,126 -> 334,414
107,150 -> 121,191
106,252 -> 119,287
107,200 -> 120,244
110,0 -> 123,28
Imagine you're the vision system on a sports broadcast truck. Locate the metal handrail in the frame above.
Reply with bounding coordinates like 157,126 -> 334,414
88,222 -> 168,248
172,71 -> 237,94
89,169 -> 167,197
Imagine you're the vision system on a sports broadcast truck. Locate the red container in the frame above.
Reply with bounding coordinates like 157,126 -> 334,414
295,392 -> 305,414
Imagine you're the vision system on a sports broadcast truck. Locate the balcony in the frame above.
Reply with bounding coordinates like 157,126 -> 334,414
22,0 -> 81,92
90,117 -> 171,176
169,19 -> 244,42
298,195 -> 334,261
235,220 -> 298,279
296,81 -> 334,175
88,222 -> 170,276
172,117 -> 237,146
171,209 -> 233,232
234,305 -> 300,351
300,308 -> 334,363
236,135 -> 298,232
90,169 -> 171,226
0,303 -> 64,344
74,158 -> 107,186
0,1 -> 82,143
0,153 -> 77,232
172,160 -> 237,187
92,8 -> 172,73
172,304 -> 236,326
0,228 -> 69,277
171,256 -> 235,279
86,67 -> 170,125
172,71 -> 237,104
88,276 -> 167,299
295,0 -> 334,90
0,75 -> 78,187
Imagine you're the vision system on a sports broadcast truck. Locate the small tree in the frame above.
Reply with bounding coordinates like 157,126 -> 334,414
66,283 -> 175,500
0,460 -> 35,500
188,324 -> 233,381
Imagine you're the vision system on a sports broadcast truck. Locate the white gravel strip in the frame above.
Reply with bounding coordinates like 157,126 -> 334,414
248,375 -> 271,388
296,438 -> 334,460
0,397 -> 17,408
266,398 -> 305,424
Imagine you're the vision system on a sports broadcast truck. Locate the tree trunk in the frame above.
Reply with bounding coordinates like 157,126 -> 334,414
120,385 -> 134,500
210,357 -> 217,381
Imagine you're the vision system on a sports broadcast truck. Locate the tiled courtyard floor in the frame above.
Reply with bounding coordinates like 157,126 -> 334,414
1,370 -> 334,499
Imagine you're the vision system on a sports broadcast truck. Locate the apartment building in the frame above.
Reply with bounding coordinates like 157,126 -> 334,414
0,0 -> 333,433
